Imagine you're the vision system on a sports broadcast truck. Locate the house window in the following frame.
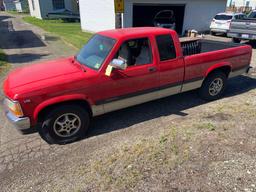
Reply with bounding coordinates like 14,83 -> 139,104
52,0 -> 65,10
31,0 -> 35,10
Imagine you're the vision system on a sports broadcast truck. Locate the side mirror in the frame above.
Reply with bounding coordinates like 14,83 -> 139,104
109,59 -> 127,70
105,59 -> 127,76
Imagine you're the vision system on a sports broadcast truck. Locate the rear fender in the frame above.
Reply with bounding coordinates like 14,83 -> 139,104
205,62 -> 232,77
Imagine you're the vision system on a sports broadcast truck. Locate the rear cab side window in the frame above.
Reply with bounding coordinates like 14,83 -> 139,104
156,34 -> 176,61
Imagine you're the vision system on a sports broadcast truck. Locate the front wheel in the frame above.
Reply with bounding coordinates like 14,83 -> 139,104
38,105 -> 90,144
199,71 -> 227,101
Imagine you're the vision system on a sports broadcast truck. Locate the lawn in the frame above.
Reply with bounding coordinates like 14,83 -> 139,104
7,11 -> 29,15
0,49 -> 7,66
23,16 -> 93,49
0,49 -> 9,75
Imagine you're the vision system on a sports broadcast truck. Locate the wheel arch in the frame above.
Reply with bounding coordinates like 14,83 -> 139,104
34,95 -> 93,123
205,62 -> 232,78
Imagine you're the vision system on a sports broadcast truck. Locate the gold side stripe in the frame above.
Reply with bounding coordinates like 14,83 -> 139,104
92,79 -> 203,116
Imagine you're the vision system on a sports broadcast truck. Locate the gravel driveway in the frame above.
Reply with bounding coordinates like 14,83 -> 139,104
0,13 -> 256,192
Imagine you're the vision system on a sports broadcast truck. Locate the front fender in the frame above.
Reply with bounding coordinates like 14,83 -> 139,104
33,94 -> 93,121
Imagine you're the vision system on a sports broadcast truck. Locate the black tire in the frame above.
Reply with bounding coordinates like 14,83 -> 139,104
199,71 -> 227,101
38,105 -> 90,144
210,31 -> 216,36
249,40 -> 256,46
232,38 -> 241,43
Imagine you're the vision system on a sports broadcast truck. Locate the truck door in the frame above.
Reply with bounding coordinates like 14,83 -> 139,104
97,36 -> 159,112
155,34 -> 185,97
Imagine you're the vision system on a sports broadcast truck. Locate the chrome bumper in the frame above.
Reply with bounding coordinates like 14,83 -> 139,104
5,111 -> 31,130
211,28 -> 228,33
227,32 -> 256,40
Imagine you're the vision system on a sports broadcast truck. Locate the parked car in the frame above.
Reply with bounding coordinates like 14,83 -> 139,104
210,12 -> 246,35
46,9 -> 80,22
3,27 -> 252,144
153,10 -> 176,30
228,10 -> 256,43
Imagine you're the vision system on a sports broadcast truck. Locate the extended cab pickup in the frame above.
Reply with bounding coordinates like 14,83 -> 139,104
3,27 -> 252,144
228,10 -> 256,43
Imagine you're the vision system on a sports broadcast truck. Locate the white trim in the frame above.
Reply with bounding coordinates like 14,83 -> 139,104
92,79 -> 203,116
181,79 -> 204,92
229,67 -> 248,78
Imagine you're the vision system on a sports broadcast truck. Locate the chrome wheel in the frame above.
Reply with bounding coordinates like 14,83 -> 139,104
209,78 -> 224,96
53,113 -> 81,138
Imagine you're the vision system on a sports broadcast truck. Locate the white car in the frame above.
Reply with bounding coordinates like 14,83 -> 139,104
210,12 -> 246,35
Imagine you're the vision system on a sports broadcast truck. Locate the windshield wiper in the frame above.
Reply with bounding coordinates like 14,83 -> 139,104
73,55 -> 86,72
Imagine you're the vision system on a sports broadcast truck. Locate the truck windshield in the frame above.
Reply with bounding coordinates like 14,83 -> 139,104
214,15 -> 233,20
76,35 -> 116,70
248,11 -> 256,19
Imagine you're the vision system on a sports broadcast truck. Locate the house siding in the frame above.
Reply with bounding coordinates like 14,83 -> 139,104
28,0 -> 42,18
28,0 -> 79,19
14,0 -> 28,12
80,0 -> 116,32
3,0 -> 16,10
124,0 -> 226,34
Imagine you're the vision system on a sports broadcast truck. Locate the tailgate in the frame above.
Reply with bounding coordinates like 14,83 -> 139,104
229,19 -> 256,34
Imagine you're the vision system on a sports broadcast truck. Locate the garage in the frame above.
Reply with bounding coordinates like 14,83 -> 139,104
80,0 -> 227,34
133,4 -> 185,35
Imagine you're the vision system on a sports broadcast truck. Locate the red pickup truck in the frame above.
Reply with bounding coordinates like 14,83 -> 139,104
3,27 -> 252,144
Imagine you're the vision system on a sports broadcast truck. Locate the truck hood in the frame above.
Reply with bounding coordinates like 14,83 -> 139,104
5,57 -> 81,89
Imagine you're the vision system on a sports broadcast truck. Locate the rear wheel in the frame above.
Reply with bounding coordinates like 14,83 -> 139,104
232,38 -> 241,43
38,105 -> 90,144
199,71 -> 227,101
210,31 -> 216,36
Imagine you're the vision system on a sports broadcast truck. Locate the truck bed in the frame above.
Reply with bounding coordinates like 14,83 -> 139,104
181,39 -> 243,56
181,38 -> 251,83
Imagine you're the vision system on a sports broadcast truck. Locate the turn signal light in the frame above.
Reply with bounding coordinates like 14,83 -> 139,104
4,98 -> 24,117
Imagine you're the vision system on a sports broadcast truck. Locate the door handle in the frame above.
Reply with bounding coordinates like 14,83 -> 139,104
148,67 -> 157,72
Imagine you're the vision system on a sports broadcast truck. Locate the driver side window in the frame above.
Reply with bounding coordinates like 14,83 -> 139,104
115,38 -> 152,67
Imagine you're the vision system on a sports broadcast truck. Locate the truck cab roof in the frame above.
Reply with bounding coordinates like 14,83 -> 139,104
98,27 -> 173,40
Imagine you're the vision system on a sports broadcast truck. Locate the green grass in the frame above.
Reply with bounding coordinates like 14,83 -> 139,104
0,49 -> 7,66
7,11 -> 29,15
0,49 -> 10,75
23,16 -> 93,49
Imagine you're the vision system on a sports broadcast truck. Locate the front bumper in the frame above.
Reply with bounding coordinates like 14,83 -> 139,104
5,111 -> 31,130
210,28 -> 228,33
227,32 -> 256,40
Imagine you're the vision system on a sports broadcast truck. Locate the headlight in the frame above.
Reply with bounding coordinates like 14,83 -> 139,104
4,98 -> 24,117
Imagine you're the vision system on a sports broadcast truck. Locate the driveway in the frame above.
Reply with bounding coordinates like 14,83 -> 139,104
0,13 -> 256,191
0,12 -> 78,172
0,13 -> 77,65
